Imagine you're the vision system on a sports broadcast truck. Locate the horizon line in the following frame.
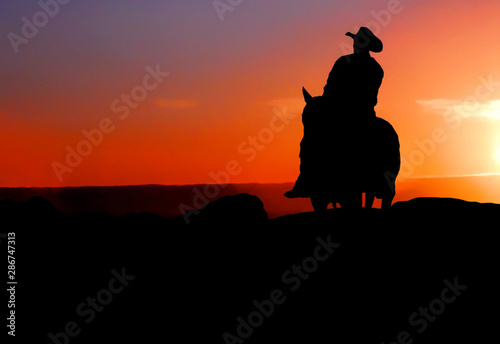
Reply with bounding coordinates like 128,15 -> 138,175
2,173 -> 500,189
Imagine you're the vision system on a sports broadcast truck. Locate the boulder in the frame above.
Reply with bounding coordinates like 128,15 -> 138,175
186,193 -> 268,228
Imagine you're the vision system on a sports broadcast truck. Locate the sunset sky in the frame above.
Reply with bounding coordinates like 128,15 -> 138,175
2,0 -> 500,202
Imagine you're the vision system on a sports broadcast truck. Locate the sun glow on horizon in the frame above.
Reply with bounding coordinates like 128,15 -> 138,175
495,146 -> 500,164
416,99 -> 500,120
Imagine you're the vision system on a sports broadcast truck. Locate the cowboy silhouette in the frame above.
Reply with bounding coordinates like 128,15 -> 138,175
285,27 -> 385,200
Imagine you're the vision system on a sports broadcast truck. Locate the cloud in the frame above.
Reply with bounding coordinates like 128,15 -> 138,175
153,98 -> 198,109
403,173 -> 500,179
416,99 -> 500,120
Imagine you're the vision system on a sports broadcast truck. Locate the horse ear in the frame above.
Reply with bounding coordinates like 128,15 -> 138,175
302,87 -> 313,104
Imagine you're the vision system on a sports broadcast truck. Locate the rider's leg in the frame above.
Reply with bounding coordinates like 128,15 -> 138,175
284,172 -> 310,198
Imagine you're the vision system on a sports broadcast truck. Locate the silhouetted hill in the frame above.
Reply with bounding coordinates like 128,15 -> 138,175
2,175 -> 500,219
2,195 -> 498,342
187,193 -> 268,227
0,183 -> 310,219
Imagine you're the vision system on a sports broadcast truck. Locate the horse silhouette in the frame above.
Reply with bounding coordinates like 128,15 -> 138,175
296,87 -> 400,210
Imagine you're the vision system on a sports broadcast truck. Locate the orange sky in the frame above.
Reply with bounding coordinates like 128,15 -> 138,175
1,0 -> 500,204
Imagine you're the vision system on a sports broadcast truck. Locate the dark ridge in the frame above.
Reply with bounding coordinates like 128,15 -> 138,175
2,195 -> 498,342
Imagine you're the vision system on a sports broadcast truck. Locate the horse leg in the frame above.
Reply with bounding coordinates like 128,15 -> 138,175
365,192 -> 375,209
381,193 -> 395,210
354,192 -> 363,208
311,197 -> 329,212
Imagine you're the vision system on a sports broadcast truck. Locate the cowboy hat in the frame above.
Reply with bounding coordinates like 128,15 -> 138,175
346,27 -> 383,53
